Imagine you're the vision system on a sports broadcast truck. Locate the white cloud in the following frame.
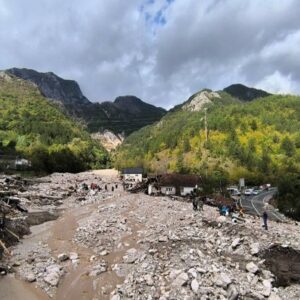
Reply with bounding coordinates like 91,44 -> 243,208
255,71 -> 297,95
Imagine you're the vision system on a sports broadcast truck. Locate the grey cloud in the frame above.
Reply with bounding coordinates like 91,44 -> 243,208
0,0 -> 299,108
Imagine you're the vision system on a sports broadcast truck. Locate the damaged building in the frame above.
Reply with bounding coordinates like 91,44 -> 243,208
148,174 -> 202,196
121,167 -> 144,183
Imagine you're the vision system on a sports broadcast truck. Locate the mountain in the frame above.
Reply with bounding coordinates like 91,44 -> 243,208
5,68 -> 166,136
115,87 -> 300,185
170,89 -> 240,113
223,83 -> 271,101
6,67 -> 90,105
0,71 -> 109,172
84,96 -> 166,135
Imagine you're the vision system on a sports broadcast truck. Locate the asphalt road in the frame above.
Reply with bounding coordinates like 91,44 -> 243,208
240,188 -> 286,222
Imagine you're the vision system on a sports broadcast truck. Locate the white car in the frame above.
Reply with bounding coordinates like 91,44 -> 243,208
227,188 -> 241,196
244,189 -> 254,195
252,189 -> 262,195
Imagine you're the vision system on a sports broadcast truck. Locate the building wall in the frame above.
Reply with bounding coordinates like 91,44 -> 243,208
180,187 -> 194,196
148,184 -> 160,195
124,174 -> 143,182
161,186 -> 176,195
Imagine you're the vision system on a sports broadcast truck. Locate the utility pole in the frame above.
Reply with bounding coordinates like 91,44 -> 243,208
204,108 -> 208,142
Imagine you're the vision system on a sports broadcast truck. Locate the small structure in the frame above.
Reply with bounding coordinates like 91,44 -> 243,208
122,168 -> 144,183
0,156 -> 31,170
15,158 -> 31,170
148,174 -> 202,196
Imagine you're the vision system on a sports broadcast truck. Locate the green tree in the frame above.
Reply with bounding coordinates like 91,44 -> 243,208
183,137 -> 191,152
277,172 -> 300,220
281,136 -> 295,157
250,119 -> 258,131
175,152 -> 185,173
259,148 -> 271,174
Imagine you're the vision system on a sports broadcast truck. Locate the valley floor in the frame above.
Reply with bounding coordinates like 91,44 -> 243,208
0,170 -> 300,300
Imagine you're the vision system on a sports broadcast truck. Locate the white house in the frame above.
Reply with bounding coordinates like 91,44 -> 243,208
180,186 -> 195,196
148,174 -> 202,196
161,186 -> 176,195
122,168 -> 144,183
15,158 -> 31,168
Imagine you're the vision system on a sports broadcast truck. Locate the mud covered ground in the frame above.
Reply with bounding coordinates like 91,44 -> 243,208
0,170 -> 300,300
262,245 -> 300,287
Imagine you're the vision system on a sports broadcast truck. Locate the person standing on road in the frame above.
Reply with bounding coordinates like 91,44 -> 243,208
262,211 -> 268,230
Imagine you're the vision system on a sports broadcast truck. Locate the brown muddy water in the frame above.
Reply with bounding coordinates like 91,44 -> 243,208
0,194 -> 142,300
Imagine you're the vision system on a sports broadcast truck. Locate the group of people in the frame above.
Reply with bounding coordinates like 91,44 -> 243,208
80,182 -> 119,192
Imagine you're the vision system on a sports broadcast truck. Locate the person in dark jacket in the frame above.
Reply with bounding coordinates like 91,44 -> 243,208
262,211 -> 268,230
190,192 -> 197,211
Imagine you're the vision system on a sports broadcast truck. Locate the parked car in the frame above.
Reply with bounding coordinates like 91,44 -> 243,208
260,184 -> 271,191
252,189 -> 262,195
244,188 -> 254,196
227,187 -> 241,196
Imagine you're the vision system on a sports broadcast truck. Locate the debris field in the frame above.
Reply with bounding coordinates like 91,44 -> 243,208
0,171 -> 300,300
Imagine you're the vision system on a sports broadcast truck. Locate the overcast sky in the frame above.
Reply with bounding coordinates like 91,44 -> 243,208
0,0 -> 299,108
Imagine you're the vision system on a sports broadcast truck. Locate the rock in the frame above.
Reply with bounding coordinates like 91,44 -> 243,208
25,272 -> 36,282
172,272 -> 188,287
89,262 -> 107,276
90,255 -> 96,262
246,262 -> 258,274
231,238 -> 241,249
191,279 -> 199,293
262,279 -> 272,297
69,252 -> 78,260
44,271 -> 60,287
250,243 -> 260,256
44,264 -> 62,287
227,284 -> 239,300
158,236 -> 168,242
250,291 -> 265,300
58,253 -> 69,262
169,269 -> 182,280
188,268 -> 197,278
144,274 -> 154,286
111,294 -> 121,300
123,248 -> 139,264
26,257 -> 35,264
269,292 -> 282,300
197,267 -> 207,274
100,250 -> 109,256
261,269 -> 273,280
217,216 -> 227,223
215,272 -> 232,288
148,249 -> 157,254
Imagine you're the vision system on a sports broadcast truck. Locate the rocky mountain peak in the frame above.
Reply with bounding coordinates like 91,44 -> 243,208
182,90 -> 221,112
223,83 -> 270,101
5,68 -> 90,105
114,95 -> 143,105
114,95 -> 166,115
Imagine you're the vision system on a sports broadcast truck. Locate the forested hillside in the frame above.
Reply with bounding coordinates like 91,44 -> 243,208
0,72 -> 109,172
115,91 -> 300,185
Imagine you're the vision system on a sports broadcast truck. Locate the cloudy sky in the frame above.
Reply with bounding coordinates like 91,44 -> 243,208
0,0 -> 299,108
